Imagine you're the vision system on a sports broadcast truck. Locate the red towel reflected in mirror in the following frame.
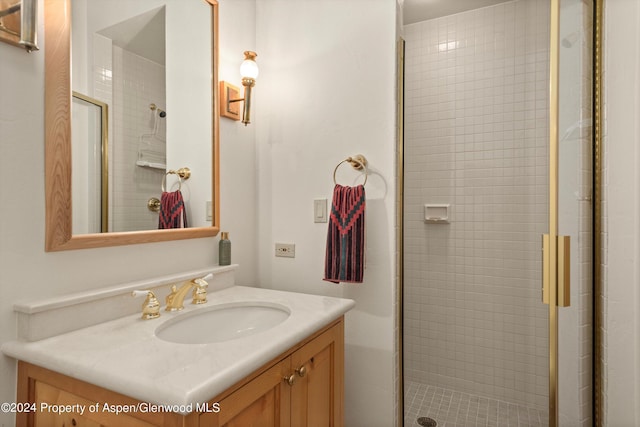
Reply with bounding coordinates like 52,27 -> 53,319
158,190 -> 188,229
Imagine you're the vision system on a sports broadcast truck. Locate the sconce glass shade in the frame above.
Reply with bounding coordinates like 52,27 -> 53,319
240,51 -> 259,80
219,51 -> 259,125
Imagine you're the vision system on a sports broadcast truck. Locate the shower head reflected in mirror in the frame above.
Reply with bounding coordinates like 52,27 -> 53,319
150,103 -> 166,118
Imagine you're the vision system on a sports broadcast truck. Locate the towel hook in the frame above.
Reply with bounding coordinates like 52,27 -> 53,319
162,167 -> 191,192
333,155 -> 368,186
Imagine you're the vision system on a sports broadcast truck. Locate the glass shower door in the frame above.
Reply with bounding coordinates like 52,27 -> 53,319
400,0 -> 595,425
551,0 -> 594,425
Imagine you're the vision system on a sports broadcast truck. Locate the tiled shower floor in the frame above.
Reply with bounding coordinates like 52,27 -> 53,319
404,381 -> 547,427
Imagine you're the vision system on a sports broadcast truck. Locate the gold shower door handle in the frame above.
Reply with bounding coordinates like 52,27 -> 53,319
542,235 -> 550,304
542,234 -> 570,307
557,236 -> 570,307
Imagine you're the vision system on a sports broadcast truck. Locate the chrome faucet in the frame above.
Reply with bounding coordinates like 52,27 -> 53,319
165,273 -> 212,312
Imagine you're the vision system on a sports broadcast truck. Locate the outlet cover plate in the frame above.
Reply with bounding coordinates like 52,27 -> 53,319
275,243 -> 295,258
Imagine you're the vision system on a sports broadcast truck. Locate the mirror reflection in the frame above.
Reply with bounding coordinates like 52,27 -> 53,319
71,92 -> 108,234
71,0 -> 213,233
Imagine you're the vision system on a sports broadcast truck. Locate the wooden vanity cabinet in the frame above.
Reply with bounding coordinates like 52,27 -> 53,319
16,317 -> 344,427
201,358 -> 291,426
17,364 -> 173,427
33,381 -> 154,427
289,319 -> 343,427
203,317 -> 344,427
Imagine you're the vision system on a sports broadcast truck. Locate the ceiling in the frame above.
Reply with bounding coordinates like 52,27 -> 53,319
403,0 -> 512,25
98,6 -> 166,65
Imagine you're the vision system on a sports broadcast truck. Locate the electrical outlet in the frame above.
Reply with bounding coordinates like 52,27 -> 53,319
275,243 -> 295,258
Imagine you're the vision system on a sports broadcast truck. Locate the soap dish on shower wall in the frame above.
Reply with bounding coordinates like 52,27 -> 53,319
424,204 -> 450,224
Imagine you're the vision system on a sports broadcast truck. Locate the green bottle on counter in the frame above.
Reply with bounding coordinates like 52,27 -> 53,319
219,232 -> 231,266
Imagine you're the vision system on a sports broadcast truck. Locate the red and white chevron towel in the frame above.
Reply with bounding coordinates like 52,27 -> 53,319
158,190 -> 188,229
323,184 -> 366,283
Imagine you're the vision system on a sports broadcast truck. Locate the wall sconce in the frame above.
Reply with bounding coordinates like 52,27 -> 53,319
0,0 -> 39,52
220,51 -> 259,126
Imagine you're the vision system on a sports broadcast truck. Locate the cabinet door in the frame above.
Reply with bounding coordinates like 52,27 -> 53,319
290,321 -> 344,427
34,381 -> 154,427
201,359 -> 291,427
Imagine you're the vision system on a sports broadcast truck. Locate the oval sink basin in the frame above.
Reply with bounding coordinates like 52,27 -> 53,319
155,303 -> 290,344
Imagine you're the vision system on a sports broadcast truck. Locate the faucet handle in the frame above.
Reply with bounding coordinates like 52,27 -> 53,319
195,273 -> 213,286
132,290 -> 161,320
191,273 -> 212,305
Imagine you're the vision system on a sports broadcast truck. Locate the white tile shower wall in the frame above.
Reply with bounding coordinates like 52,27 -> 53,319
403,0 -> 550,410
111,47 -> 167,232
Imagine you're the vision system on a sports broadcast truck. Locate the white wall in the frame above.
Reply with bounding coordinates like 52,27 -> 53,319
217,0 -> 258,277
0,1 -> 257,425
602,0 -> 640,425
254,0 -> 398,425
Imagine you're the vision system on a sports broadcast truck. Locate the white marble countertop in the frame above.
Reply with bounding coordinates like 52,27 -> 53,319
2,286 -> 355,413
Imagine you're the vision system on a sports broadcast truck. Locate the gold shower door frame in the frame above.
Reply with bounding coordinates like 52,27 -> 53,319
544,0 -> 601,425
546,1 -> 561,425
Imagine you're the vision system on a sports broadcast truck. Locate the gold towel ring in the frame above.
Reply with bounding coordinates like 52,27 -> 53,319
162,172 -> 181,192
162,167 -> 191,192
333,155 -> 368,186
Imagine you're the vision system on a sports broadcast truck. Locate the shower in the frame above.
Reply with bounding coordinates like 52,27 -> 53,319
137,103 -> 168,170
401,0 -> 594,426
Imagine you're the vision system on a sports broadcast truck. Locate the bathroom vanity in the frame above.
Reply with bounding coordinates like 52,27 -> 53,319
3,277 -> 355,427
16,318 -> 343,426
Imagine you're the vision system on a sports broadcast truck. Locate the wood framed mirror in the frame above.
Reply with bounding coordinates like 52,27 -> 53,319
44,0 -> 220,251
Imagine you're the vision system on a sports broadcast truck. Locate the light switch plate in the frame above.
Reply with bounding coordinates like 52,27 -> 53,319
206,201 -> 212,221
314,199 -> 328,223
